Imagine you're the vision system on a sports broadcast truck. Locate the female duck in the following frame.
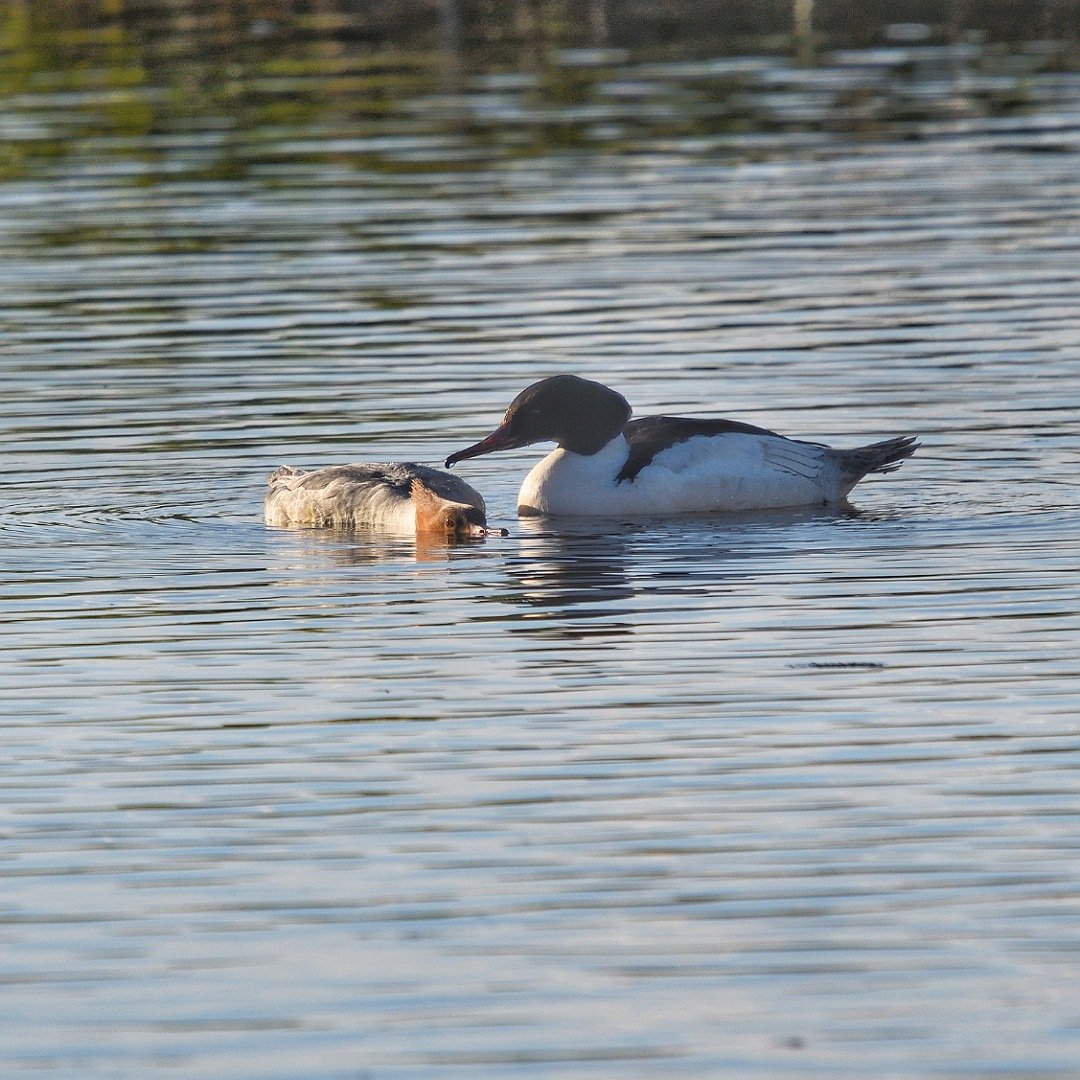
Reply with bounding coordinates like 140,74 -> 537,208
445,374 -> 918,517
265,462 -> 501,537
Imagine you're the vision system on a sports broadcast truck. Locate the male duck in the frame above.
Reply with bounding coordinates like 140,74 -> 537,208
265,462 -> 503,537
445,375 -> 918,517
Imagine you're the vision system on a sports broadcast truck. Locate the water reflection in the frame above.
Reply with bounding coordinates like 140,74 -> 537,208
498,521 -> 636,636
1,0 -> 1076,184
263,521 -> 500,566
3,4 -> 1080,1079
489,505 -> 868,640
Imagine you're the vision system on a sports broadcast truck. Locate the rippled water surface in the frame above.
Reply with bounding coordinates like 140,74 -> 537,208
2,6 -> 1080,1077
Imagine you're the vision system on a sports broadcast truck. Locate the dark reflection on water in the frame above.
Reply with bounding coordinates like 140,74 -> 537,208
2,2 -> 1080,1078
499,523 -> 637,630
496,508 -> 865,638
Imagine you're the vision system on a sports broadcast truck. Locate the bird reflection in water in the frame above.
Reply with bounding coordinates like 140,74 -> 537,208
265,523 -> 504,567
490,504 -> 872,642
497,518 -> 637,640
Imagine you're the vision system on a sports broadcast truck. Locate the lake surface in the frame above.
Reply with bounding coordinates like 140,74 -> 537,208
2,5 -> 1080,1077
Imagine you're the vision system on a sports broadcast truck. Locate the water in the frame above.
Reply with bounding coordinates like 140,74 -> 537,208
2,6 -> 1080,1077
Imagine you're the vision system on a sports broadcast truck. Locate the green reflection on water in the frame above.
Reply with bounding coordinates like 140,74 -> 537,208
0,0 -> 1076,182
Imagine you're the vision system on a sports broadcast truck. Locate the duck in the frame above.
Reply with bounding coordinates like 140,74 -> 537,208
264,462 -> 504,537
445,374 -> 918,517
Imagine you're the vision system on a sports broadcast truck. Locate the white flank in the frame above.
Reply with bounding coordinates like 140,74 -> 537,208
517,434 -> 848,516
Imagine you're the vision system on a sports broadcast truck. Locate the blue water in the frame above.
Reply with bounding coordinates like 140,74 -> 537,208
2,13 -> 1080,1077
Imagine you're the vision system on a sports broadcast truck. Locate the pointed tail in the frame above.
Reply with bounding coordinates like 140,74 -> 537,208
832,436 -> 920,485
